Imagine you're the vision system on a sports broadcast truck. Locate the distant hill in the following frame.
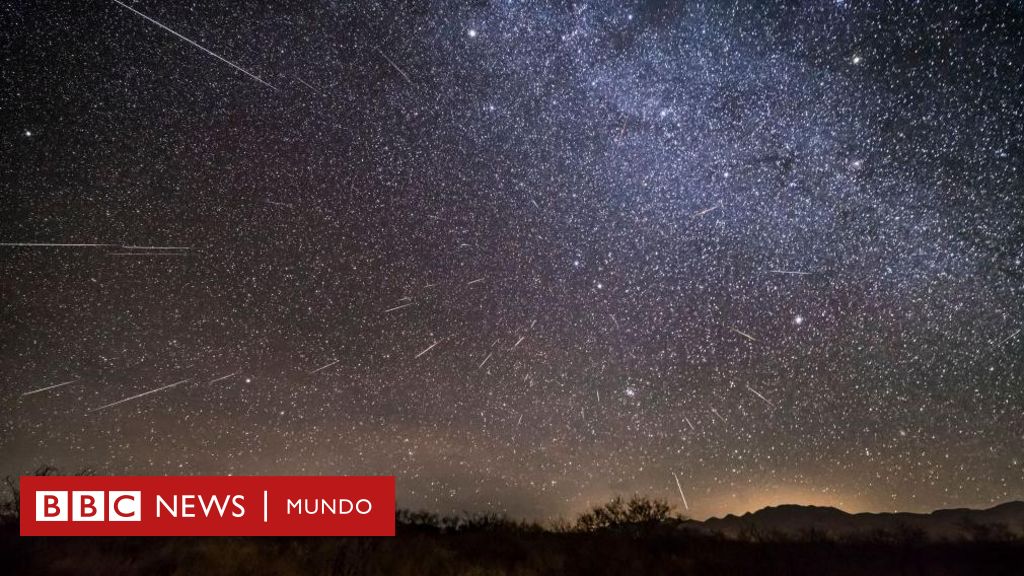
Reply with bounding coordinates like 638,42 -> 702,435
691,501 -> 1024,540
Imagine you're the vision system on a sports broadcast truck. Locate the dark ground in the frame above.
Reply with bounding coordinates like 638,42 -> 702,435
6,516 -> 1024,576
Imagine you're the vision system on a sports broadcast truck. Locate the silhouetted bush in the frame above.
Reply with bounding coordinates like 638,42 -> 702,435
574,495 -> 682,532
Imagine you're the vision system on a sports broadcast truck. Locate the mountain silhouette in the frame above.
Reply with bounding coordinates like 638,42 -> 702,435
691,501 -> 1024,539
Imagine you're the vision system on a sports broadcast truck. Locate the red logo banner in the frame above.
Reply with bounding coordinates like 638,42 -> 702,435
20,476 -> 395,536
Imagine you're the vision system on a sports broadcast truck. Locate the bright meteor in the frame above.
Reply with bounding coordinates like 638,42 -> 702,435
111,0 -> 277,90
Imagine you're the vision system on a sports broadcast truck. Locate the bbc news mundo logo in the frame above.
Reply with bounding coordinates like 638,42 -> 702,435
21,476 -> 395,536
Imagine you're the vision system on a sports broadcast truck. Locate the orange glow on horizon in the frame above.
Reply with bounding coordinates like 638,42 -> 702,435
691,486 -> 873,520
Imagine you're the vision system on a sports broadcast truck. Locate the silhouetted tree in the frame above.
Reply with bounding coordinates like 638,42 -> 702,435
2,464 -> 73,520
575,495 -> 682,532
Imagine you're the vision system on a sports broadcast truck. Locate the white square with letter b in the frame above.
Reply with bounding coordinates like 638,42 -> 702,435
36,491 -> 68,521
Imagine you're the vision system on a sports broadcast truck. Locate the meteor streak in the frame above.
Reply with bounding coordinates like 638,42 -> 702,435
414,340 -> 441,359
309,360 -> 339,374
0,242 -> 110,248
2,242 -> 190,252
121,245 -> 191,251
374,46 -> 413,86
671,472 -> 690,510
111,0 -> 277,90
745,384 -> 775,408
21,378 -> 80,397
692,203 -> 722,218
89,379 -> 189,412
998,328 -> 1021,347
208,372 -> 239,384
107,252 -> 188,257
384,302 -> 415,313
731,328 -> 758,342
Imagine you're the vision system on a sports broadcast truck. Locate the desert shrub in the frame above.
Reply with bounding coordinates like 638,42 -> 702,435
575,495 -> 681,532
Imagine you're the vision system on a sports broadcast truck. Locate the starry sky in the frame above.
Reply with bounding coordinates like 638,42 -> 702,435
2,1 -> 1023,521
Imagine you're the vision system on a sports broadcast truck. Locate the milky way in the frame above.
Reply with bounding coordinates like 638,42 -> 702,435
2,1 -> 1022,520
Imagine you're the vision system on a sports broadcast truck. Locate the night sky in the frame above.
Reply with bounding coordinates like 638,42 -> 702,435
2,1 -> 1023,521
